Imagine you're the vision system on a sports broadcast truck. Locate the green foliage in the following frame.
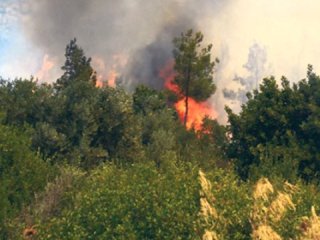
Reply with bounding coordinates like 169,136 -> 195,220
34,165 -> 86,221
0,65 -> 144,169
207,168 -> 252,239
3,35 -> 320,240
55,38 -> 96,91
133,85 -> 167,115
38,82 -> 145,168
0,78 -> 47,126
37,163 -> 202,240
51,80 -> 105,167
146,129 -> 178,169
31,122 -> 67,160
171,118 -> 228,170
227,69 -> 320,181
172,29 -> 218,125
0,124 -> 52,238
92,86 -> 144,165
248,138 -> 302,183
18,163 -> 320,240
268,181 -> 320,239
198,117 -> 228,168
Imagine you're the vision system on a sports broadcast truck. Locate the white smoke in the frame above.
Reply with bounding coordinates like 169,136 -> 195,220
0,0 -> 27,39
223,43 -> 272,106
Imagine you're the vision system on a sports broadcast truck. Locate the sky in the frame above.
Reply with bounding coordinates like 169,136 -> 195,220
1,0 -> 320,121
0,0 -> 40,78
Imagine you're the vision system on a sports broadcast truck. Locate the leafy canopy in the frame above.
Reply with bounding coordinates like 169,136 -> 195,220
226,66 -> 320,182
55,38 -> 96,91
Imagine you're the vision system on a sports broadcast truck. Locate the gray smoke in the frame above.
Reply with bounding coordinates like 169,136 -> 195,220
122,19 -> 196,90
223,43 -> 271,104
22,0 -> 230,89
0,0 -> 27,39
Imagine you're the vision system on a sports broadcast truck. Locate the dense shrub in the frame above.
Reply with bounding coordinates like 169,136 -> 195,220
0,124 -> 52,239
38,163 -> 202,239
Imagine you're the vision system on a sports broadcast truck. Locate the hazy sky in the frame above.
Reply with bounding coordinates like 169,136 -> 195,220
1,0 -> 320,120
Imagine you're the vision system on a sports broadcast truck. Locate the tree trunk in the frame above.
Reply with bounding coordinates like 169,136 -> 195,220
184,94 -> 189,126
183,63 -> 191,126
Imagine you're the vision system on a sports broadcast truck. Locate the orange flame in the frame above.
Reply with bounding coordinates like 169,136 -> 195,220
175,98 -> 216,130
92,55 -> 127,88
159,59 -> 217,130
36,54 -> 56,82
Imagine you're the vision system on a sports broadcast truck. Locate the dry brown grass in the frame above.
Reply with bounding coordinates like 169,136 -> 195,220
12,166 -> 85,240
200,197 -> 218,221
202,230 -> 219,240
33,166 -> 85,221
269,192 -> 295,222
199,170 -> 214,200
252,224 -> 282,240
300,206 -> 320,240
284,181 -> 298,194
253,178 -> 274,201
199,170 -> 219,240
251,178 -> 274,226
251,178 -> 297,239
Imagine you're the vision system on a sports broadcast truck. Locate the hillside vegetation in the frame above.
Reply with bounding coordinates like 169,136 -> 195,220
1,37 -> 320,239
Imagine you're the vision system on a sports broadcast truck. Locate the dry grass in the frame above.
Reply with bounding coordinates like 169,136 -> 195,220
200,197 -> 218,221
251,178 -> 297,239
300,206 -> 320,240
33,166 -> 85,221
202,230 -> 219,240
198,175 -> 303,240
251,178 -> 274,226
199,170 -> 214,199
199,170 -> 219,240
12,166 -> 85,240
284,181 -> 298,194
252,224 -> 282,240
253,178 -> 274,201
252,178 -> 296,222
269,192 -> 295,222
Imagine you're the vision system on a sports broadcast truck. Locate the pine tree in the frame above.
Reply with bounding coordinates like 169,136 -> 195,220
172,29 -> 218,126
55,38 -> 96,91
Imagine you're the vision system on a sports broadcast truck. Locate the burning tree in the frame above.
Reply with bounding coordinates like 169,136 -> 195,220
171,29 -> 218,126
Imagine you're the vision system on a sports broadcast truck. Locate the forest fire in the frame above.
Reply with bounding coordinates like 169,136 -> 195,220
87,53 -> 218,130
159,60 -> 217,130
92,55 -> 127,87
36,54 -> 57,82
175,98 -> 215,130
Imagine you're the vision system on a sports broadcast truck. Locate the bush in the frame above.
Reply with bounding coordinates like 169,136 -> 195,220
0,124 -> 52,239
38,163 -> 202,239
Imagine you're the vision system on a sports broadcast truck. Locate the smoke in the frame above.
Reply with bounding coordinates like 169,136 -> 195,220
0,1 -> 19,29
122,21 -> 195,91
0,0 -> 27,41
17,0 -> 320,122
223,43 -> 272,105
22,0 -> 229,86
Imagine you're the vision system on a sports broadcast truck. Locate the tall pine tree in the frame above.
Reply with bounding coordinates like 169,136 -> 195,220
55,38 -> 96,91
172,29 -> 218,126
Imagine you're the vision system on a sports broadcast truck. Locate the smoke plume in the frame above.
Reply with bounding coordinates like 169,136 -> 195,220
18,0 -> 320,122
223,43 -> 272,105
20,0 -> 232,121
22,0 -> 229,88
